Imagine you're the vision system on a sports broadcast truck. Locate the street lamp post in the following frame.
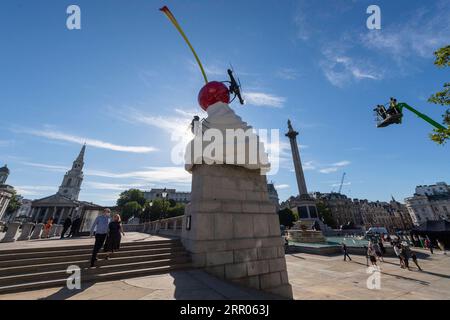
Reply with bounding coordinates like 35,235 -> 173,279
158,188 -> 168,233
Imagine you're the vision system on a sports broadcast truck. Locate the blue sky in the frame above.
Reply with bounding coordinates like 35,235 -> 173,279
0,0 -> 449,206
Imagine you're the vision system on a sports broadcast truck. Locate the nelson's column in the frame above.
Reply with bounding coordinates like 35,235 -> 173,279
285,120 -> 318,220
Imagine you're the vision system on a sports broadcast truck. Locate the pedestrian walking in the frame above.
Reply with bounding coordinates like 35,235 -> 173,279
393,243 -> 404,268
69,216 -> 81,238
368,244 -> 378,267
401,244 -> 410,270
437,239 -> 446,255
42,218 -> 54,238
342,243 -> 352,261
90,209 -> 111,268
425,238 -> 434,254
373,241 -> 384,262
363,245 -> 369,266
103,214 -> 125,260
411,252 -> 422,271
60,216 -> 72,239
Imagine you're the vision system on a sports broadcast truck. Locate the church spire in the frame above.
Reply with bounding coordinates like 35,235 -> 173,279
76,143 -> 86,162
57,145 -> 86,200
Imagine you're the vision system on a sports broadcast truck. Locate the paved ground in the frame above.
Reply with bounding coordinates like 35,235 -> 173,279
287,249 -> 450,300
0,234 -> 449,300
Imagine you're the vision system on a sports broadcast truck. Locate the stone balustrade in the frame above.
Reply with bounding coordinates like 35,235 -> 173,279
122,216 -> 183,237
0,222 -> 21,243
30,223 -> 44,239
17,222 -> 35,241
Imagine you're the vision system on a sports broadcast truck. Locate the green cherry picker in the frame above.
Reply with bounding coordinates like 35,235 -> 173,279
373,98 -> 446,130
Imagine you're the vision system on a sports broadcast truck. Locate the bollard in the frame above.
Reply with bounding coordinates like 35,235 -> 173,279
30,223 -> 44,239
17,222 -> 35,241
1,222 -> 21,243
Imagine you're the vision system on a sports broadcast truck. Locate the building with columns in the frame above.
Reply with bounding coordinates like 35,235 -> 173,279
0,165 -> 15,222
405,182 -> 450,225
29,145 -> 102,227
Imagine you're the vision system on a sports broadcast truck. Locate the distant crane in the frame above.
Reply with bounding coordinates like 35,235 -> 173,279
338,172 -> 346,194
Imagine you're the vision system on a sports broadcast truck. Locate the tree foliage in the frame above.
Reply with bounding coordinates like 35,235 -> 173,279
429,45 -> 450,144
316,200 -> 336,229
278,208 -> 298,228
116,189 -> 146,207
6,190 -> 21,216
121,201 -> 142,222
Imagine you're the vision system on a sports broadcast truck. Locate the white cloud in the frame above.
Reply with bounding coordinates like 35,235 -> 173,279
244,92 -> 286,108
84,181 -> 151,191
20,161 -> 191,185
319,167 -> 339,174
14,185 -> 56,197
276,68 -> 300,80
0,140 -> 13,147
16,128 -> 157,154
320,53 -> 382,87
275,184 -> 290,190
318,160 -> 351,174
332,161 -> 351,167
21,162 -> 68,173
361,2 -> 450,61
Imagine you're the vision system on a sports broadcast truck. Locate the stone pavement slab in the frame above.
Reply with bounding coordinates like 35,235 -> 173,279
0,246 -> 448,300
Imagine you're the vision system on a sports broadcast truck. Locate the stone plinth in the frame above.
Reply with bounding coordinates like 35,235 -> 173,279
17,222 -> 35,241
1,222 -> 21,243
30,223 -> 44,239
182,164 -> 293,299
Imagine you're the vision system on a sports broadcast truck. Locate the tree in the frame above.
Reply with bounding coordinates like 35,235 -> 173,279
142,198 -> 171,222
429,45 -> 450,144
167,203 -> 185,218
121,201 -> 142,222
5,190 -> 21,217
316,200 -> 336,229
278,208 -> 298,228
116,189 -> 146,207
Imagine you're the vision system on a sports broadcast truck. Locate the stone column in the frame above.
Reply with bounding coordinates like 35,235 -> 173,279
1,222 -> 21,243
17,222 -> 35,241
182,164 -> 293,299
286,120 -> 308,197
42,207 -> 50,222
30,223 -> 44,239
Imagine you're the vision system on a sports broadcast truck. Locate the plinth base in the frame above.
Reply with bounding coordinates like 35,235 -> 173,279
182,165 -> 293,299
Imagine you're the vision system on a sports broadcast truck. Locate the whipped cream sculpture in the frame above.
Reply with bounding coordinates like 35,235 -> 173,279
185,82 -> 270,174
158,7 -> 270,173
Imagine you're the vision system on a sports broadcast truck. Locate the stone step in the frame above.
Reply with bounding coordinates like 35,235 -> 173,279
0,263 -> 192,295
0,239 -> 181,256
0,246 -> 187,268
0,243 -> 183,262
0,251 -> 189,276
0,256 -> 191,287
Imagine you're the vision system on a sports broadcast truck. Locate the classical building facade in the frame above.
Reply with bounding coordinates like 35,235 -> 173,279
405,182 -> 450,225
267,183 -> 280,212
312,192 -> 362,227
30,145 -> 103,230
143,188 -> 191,204
0,165 -> 15,222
